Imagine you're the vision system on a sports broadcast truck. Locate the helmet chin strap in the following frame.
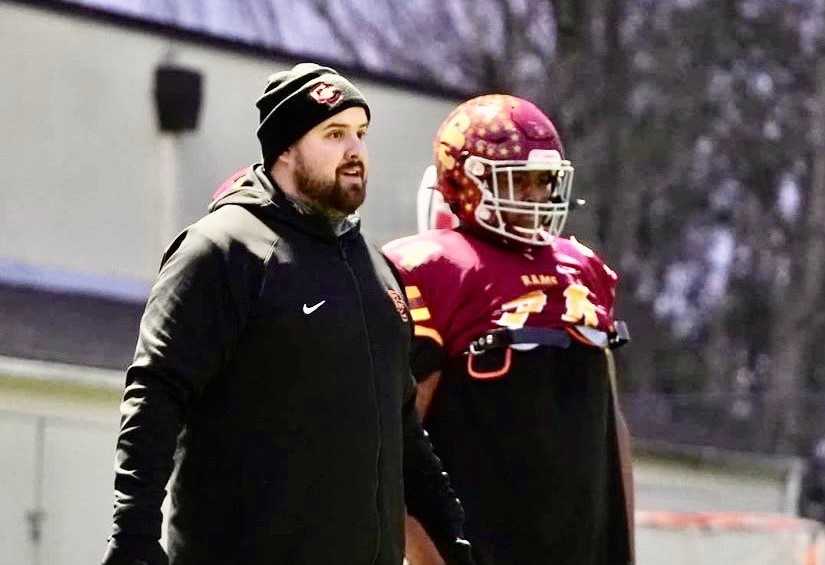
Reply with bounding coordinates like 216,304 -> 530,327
474,202 -> 556,246
512,225 -> 546,235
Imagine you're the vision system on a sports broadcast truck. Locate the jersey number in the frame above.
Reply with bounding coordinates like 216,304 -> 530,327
494,290 -> 547,329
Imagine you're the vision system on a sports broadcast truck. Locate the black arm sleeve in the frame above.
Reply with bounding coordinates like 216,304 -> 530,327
104,229 -> 249,563
410,337 -> 445,382
402,376 -> 472,563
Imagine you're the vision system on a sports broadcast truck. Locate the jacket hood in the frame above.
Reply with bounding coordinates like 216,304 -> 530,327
208,164 -> 360,242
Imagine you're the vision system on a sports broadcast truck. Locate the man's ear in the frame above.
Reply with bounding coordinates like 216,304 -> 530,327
278,145 -> 295,165
269,147 -> 294,177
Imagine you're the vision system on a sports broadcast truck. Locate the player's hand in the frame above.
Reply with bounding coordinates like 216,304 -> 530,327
442,537 -> 476,565
100,535 -> 168,565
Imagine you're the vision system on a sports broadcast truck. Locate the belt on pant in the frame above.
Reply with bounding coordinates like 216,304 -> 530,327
468,322 -> 630,356
468,327 -> 570,355
465,324 -> 630,380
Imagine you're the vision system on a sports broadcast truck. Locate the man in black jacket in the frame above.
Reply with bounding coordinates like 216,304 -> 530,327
102,63 -> 472,565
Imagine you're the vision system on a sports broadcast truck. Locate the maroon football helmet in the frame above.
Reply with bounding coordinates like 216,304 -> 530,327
433,94 -> 574,246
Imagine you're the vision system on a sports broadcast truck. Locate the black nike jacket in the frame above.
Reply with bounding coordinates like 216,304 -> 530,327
103,165 -> 467,565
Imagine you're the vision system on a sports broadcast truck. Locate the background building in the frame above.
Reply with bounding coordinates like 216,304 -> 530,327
0,2 -> 458,563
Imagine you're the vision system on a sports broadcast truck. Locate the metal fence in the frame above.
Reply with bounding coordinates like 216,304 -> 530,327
622,391 -> 825,456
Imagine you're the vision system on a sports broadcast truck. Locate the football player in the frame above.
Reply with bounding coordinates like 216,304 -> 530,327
383,95 -> 635,565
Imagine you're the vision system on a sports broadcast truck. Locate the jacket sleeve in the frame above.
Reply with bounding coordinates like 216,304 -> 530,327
402,375 -> 473,564
104,228 -> 250,564
382,249 -> 472,562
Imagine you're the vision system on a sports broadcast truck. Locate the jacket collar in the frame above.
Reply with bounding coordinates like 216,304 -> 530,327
209,164 -> 361,243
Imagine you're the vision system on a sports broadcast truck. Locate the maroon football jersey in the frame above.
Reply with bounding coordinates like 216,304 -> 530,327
382,228 -> 618,361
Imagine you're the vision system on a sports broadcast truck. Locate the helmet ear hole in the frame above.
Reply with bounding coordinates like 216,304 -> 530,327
477,205 -> 492,221
466,156 -> 487,178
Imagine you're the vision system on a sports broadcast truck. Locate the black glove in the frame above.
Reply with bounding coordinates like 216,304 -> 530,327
101,535 -> 168,565
441,537 -> 476,565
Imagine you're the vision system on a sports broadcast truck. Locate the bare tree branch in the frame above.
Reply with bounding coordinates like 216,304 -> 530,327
307,0 -> 364,62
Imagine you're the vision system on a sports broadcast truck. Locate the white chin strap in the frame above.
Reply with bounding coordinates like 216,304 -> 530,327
466,153 -> 575,247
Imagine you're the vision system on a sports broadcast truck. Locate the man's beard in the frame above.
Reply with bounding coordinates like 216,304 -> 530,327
294,154 -> 366,218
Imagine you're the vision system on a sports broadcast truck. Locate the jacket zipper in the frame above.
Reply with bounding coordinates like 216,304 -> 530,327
339,238 -> 384,564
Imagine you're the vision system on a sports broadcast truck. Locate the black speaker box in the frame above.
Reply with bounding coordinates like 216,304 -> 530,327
154,65 -> 203,133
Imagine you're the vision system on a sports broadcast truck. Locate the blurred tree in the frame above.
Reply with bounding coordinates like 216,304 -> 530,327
620,0 -> 825,451
232,0 -> 825,452
305,0 -> 557,94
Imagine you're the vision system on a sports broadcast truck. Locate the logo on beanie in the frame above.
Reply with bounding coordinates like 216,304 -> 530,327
310,83 -> 344,107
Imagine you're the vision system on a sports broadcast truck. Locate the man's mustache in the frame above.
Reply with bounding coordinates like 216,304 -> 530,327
337,161 -> 365,178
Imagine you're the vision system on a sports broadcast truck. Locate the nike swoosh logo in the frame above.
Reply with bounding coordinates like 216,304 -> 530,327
302,300 -> 326,315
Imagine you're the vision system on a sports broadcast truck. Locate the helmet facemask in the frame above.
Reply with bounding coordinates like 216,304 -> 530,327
463,149 -> 574,246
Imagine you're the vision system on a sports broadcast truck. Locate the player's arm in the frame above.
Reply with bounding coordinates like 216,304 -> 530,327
415,369 -> 442,419
406,368 -> 447,565
102,230 -> 250,565
380,248 -> 464,562
615,404 -> 635,553
599,261 -> 635,563
405,514 -> 445,565
404,286 -> 446,419
402,376 -> 474,565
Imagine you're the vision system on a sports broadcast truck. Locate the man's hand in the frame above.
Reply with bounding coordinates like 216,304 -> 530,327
100,536 -> 168,565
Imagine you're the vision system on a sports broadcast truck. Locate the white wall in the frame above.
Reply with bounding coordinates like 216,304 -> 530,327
0,2 -> 458,290
0,413 -> 39,565
0,377 -> 121,565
